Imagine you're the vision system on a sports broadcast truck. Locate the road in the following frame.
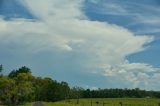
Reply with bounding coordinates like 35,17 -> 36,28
33,101 -> 44,106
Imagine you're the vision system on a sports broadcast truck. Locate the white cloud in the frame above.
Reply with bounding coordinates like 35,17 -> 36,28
101,62 -> 160,90
0,0 -> 159,90
18,0 -> 86,21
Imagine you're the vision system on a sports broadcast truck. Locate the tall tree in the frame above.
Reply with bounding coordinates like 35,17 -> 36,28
0,72 -> 34,106
0,64 -> 3,74
0,76 -> 16,106
8,66 -> 31,78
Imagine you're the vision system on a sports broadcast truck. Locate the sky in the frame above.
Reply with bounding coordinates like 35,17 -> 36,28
0,0 -> 160,90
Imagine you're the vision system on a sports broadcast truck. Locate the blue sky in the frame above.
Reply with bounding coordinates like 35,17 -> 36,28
0,0 -> 160,90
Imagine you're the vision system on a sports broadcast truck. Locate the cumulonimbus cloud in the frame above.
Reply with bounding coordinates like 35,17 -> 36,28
0,0 -> 159,90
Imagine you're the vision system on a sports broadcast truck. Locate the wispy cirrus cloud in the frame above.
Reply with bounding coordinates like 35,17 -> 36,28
86,0 -> 160,35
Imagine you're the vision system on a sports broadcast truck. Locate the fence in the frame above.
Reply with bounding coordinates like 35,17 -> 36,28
66,100 -> 160,106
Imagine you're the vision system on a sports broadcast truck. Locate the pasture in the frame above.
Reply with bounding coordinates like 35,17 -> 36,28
40,98 -> 160,106
1,98 -> 160,106
67,98 -> 160,106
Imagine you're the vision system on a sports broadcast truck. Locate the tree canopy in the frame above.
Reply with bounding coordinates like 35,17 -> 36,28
0,66 -> 70,106
0,65 -> 160,106
0,64 -> 2,74
8,66 -> 31,78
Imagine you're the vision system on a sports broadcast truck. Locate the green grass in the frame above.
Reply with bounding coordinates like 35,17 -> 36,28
66,98 -> 160,106
0,102 -> 33,106
2,98 -> 160,106
43,101 -> 80,106
20,102 -> 33,106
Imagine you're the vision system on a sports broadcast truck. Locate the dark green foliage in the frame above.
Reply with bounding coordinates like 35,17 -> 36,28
0,64 -> 2,72
0,64 -> 2,76
34,77 -> 70,102
0,73 -> 34,106
69,87 -> 84,99
0,77 -> 16,105
81,88 -> 160,98
0,65 -> 160,106
8,66 -> 31,78
0,66 -> 71,105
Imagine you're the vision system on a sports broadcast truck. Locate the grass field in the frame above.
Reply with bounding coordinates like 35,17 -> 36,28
1,98 -> 160,106
43,98 -> 160,106
67,98 -> 160,106
43,102 -> 79,106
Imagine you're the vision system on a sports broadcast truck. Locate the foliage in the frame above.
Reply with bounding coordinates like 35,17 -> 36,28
8,66 -> 31,78
0,65 -> 3,76
0,65 -> 2,72
33,77 -> 70,102
0,66 -> 71,105
0,76 -> 15,105
0,65 -> 160,106
81,88 -> 160,98
0,73 -> 34,106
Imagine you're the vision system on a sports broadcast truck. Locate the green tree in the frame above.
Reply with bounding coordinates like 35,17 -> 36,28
13,73 -> 34,105
60,81 -> 70,99
0,73 -> 34,106
34,77 -> 71,102
69,87 -> 84,104
34,77 -> 56,101
0,76 -> 16,106
8,66 -> 31,78
0,64 -> 3,76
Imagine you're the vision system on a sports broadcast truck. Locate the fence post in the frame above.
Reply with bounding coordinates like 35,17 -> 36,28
103,101 -> 105,106
91,99 -> 92,106
76,98 -> 79,104
119,102 -> 123,106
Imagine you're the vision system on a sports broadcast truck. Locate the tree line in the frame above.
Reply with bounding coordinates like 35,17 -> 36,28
80,88 -> 160,98
0,65 -> 160,106
0,65 -> 70,106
